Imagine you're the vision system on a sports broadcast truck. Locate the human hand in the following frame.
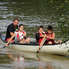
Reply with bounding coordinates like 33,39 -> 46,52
45,34 -> 47,37
46,36 -> 48,38
23,33 -> 26,37
44,34 -> 47,38
5,43 -> 8,47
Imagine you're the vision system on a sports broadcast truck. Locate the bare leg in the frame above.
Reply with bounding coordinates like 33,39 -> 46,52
19,38 -> 26,43
25,38 -> 30,43
55,40 -> 62,44
47,41 -> 52,44
19,38 -> 30,43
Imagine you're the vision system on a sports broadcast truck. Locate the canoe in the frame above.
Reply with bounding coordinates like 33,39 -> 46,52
0,32 -> 69,56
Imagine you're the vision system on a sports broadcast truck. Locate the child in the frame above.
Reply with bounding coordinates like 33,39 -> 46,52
46,26 -> 62,44
36,25 -> 62,54
35,26 -> 46,44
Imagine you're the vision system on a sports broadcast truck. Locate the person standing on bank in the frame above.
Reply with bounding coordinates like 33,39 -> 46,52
5,18 -> 19,41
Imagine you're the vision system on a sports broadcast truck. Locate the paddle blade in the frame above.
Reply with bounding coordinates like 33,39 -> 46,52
36,51 -> 39,54
3,46 -> 6,48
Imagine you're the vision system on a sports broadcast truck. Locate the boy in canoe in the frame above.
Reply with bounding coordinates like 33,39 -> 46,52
3,24 -> 30,48
35,26 -> 46,44
36,25 -> 62,53
45,26 -> 62,44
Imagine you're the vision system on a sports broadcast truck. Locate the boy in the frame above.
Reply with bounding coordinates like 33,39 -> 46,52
46,26 -> 62,44
35,26 -> 46,44
36,26 -> 62,54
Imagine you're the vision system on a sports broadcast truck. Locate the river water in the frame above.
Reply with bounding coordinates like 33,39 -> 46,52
0,0 -> 69,69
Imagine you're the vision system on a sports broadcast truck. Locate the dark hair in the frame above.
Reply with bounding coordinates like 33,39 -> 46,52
19,24 -> 24,27
38,26 -> 44,30
47,26 -> 53,31
13,18 -> 19,22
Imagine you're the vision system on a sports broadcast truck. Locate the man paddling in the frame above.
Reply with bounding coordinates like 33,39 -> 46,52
5,18 -> 19,42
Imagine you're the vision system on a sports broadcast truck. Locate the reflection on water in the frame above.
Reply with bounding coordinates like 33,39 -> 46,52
0,45 -> 69,69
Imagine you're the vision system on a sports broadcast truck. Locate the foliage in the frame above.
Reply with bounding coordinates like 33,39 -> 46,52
43,0 -> 69,41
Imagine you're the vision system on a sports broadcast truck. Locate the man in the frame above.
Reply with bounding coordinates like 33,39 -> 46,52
5,18 -> 19,41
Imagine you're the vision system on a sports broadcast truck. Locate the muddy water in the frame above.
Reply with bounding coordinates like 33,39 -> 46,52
0,0 -> 69,69
0,0 -> 62,39
0,45 -> 69,69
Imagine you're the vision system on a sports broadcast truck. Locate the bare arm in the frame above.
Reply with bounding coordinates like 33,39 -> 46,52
40,34 -> 44,37
40,34 -> 47,38
10,32 -> 14,36
47,33 -> 55,40
6,33 -> 15,46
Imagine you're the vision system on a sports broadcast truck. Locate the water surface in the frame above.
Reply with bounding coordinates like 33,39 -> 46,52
0,0 -> 69,69
0,45 -> 69,69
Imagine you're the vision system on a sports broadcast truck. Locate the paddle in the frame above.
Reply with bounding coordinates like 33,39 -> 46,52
36,36 -> 46,54
3,39 -> 16,48
3,35 -> 23,48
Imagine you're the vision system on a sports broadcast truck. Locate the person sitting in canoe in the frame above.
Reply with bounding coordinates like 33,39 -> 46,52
4,24 -> 30,47
35,25 -> 62,44
35,26 -> 46,44
45,25 -> 62,44
5,18 -> 19,42
36,25 -> 62,54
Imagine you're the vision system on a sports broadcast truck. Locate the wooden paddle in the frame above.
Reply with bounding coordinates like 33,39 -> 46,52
36,36 -> 46,54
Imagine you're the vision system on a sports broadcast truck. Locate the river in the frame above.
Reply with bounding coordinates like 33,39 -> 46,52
0,0 -> 69,69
